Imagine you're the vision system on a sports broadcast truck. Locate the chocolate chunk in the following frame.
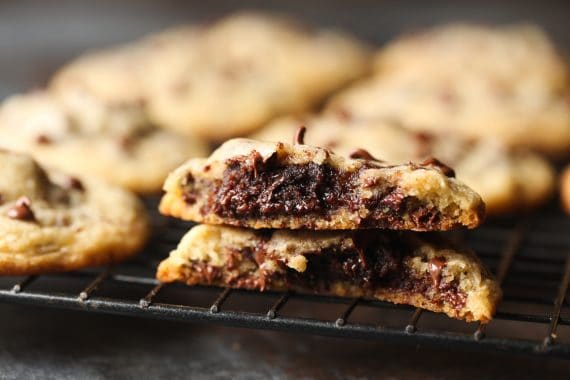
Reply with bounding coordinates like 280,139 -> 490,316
420,157 -> 455,178
334,107 -> 352,121
36,135 -> 52,145
182,192 -> 197,205
7,196 -> 36,222
294,126 -> 306,145
349,148 -> 383,162
117,135 -> 134,151
65,176 -> 84,191
428,257 -> 446,288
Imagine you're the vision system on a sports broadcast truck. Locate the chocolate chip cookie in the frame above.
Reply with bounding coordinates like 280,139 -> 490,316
0,150 -> 149,275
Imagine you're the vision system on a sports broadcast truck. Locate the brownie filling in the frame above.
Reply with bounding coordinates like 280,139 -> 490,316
184,151 -> 446,229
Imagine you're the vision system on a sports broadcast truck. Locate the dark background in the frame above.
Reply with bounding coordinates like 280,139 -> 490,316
0,1 -> 569,378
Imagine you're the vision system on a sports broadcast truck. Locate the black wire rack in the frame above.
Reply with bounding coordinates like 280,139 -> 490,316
0,197 -> 569,358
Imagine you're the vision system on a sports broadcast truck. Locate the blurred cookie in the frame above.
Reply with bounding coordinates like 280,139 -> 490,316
330,23 -> 570,156
51,25 -> 200,107
0,91 -> 209,193
51,12 -> 370,141
562,166 -> 570,214
253,114 -> 555,214
0,150 -> 149,275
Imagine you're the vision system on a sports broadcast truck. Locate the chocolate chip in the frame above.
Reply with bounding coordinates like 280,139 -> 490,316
349,148 -> 383,162
7,196 -> 36,222
65,176 -> 84,191
182,173 -> 194,186
428,257 -> 446,288
117,135 -> 134,151
294,126 -> 306,145
334,107 -> 352,121
182,192 -> 197,205
420,157 -> 456,178
36,135 -> 52,145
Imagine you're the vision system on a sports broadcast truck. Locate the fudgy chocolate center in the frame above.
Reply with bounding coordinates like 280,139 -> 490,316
184,151 -> 445,229
206,151 -> 360,218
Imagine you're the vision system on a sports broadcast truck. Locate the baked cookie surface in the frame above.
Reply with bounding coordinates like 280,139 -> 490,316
331,23 -> 570,156
0,150 -> 149,275
0,91 -> 209,193
157,224 -> 501,322
160,138 -> 485,231
51,12 -> 370,141
253,114 -> 555,214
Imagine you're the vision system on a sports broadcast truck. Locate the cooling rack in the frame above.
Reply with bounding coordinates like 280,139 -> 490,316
0,197 -> 568,358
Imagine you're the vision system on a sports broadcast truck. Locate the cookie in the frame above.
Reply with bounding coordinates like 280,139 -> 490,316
157,224 -> 501,322
0,150 -> 149,275
52,12 -> 370,141
330,23 -> 570,156
562,166 -> 570,214
50,25 -> 201,107
159,137 -> 485,231
0,91 -> 209,193
253,114 -> 555,214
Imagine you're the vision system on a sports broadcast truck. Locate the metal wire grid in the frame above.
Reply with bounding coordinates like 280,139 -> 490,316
0,197 -> 568,358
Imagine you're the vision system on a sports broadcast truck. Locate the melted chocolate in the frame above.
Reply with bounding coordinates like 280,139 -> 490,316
205,152 -> 359,219
428,257 -> 446,287
185,151 -> 447,230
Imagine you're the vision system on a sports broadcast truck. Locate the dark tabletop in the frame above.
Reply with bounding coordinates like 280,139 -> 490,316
1,303 -> 569,379
1,1 -> 570,379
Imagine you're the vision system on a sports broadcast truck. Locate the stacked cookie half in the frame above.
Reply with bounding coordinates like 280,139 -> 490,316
157,133 -> 501,322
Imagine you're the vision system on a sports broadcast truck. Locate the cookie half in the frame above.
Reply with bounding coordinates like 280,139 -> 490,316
0,91 -> 209,193
157,224 -> 501,322
0,150 -> 149,275
160,138 -> 485,230
253,114 -> 555,214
